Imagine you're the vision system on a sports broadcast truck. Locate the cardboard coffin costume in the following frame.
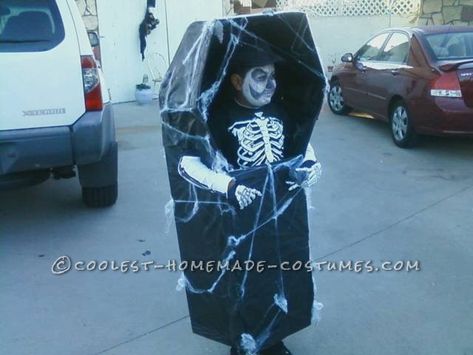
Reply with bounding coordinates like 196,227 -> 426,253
159,12 -> 326,353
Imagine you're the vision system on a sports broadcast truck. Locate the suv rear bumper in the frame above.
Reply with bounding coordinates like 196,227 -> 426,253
0,103 -> 115,176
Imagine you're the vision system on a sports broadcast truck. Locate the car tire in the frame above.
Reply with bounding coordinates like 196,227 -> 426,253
390,101 -> 418,148
328,80 -> 351,115
79,142 -> 118,208
82,183 -> 117,208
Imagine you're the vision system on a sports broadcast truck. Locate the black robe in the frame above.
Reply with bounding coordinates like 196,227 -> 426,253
159,12 -> 326,353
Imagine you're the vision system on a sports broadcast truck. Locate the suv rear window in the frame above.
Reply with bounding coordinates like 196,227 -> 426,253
0,0 -> 64,53
424,32 -> 473,61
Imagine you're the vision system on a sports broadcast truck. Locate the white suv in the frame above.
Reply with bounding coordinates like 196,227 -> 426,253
0,0 -> 117,207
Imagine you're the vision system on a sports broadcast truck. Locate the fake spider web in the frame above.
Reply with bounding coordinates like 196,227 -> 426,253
159,13 -> 326,354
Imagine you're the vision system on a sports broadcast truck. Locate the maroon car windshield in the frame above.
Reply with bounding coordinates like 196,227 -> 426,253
424,31 -> 473,61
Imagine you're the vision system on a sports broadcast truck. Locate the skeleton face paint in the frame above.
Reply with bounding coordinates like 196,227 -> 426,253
241,64 -> 276,108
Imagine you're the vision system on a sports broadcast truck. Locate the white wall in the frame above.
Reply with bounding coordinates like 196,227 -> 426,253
308,15 -> 415,75
96,0 -> 414,102
97,0 -> 223,103
165,0 -> 224,59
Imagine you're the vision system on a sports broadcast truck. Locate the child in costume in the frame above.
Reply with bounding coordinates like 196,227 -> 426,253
177,44 -> 322,355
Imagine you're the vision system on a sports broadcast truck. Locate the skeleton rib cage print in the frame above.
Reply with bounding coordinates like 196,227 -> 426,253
229,112 -> 285,168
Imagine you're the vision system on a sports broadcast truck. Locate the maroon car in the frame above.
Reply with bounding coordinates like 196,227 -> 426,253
328,26 -> 473,147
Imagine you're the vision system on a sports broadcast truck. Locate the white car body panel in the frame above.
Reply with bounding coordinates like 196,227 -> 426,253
0,0 -> 88,130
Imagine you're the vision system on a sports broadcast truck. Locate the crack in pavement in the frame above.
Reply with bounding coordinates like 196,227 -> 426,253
315,183 -> 473,261
94,315 -> 189,354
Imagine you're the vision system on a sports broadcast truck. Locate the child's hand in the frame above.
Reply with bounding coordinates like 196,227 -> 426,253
286,161 -> 322,191
234,185 -> 262,210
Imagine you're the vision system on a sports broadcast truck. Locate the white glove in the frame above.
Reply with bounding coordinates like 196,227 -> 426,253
178,156 -> 233,195
286,161 -> 322,191
234,185 -> 262,210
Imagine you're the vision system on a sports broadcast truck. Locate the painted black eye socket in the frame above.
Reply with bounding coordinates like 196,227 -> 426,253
251,69 -> 276,83
251,69 -> 267,81
255,74 -> 268,82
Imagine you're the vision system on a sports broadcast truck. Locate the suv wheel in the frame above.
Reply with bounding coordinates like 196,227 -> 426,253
328,80 -> 351,115
82,184 -> 118,208
390,101 -> 418,148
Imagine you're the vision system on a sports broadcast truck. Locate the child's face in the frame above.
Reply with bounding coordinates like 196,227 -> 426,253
241,64 -> 276,108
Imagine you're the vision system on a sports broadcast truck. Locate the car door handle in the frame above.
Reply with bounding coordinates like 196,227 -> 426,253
391,69 -> 400,76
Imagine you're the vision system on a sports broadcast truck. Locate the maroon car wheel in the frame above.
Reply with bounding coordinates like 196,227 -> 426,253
328,81 -> 351,115
390,101 -> 418,148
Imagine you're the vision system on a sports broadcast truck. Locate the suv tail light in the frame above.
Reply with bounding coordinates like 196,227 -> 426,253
430,71 -> 462,98
81,55 -> 103,111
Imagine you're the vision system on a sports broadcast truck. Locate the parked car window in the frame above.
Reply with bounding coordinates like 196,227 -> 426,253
424,32 -> 473,60
356,33 -> 390,62
0,0 -> 64,53
379,32 -> 409,63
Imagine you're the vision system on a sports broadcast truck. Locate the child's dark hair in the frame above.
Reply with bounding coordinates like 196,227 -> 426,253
229,42 -> 282,77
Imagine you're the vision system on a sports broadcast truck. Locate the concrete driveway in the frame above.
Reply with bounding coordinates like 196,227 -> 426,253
1,101 -> 472,355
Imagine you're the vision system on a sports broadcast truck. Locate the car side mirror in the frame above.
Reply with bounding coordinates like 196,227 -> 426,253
341,53 -> 354,63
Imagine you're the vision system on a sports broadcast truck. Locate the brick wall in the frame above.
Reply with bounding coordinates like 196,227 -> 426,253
419,0 -> 473,25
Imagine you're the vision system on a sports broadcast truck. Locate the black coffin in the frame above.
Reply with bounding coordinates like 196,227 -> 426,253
159,11 -> 326,353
